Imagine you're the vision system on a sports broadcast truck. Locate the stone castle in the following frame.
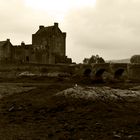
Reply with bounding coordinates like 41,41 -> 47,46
0,23 -> 72,64
0,23 -> 140,82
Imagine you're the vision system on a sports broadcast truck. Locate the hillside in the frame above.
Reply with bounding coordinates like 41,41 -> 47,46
106,58 -> 130,63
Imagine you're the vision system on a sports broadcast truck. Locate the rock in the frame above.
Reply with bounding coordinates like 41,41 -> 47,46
18,106 -> 23,111
95,122 -> 103,129
56,86 -> 140,101
113,134 -> 121,139
128,135 -> 133,139
8,106 -> 15,112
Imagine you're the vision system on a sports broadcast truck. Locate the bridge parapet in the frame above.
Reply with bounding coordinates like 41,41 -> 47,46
73,64 -> 92,76
110,63 -> 128,71
70,63 -> 140,82
91,63 -> 110,76
91,63 -> 110,67
109,63 -> 128,79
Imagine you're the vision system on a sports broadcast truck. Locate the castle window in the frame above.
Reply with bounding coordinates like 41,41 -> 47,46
26,56 -> 29,62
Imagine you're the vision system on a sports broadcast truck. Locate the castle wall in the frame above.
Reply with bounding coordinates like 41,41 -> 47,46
53,33 -> 66,57
32,23 -> 66,64
0,23 -> 71,65
0,63 -> 73,78
0,41 -> 13,62
14,46 -> 25,63
32,34 -> 54,64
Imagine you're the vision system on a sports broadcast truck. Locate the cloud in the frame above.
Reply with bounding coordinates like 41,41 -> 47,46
0,0 -> 140,62
0,0 -> 54,44
64,0 -> 140,62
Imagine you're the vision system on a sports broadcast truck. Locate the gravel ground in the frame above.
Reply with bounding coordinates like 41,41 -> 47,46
0,77 -> 139,139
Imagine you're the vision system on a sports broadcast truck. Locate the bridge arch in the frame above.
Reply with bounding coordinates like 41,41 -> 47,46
83,68 -> 92,77
94,68 -> 107,82
95,68 -> 106,77
114,68 -> 125,79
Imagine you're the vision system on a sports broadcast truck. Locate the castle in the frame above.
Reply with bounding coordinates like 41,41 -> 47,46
0,23 -> 72,64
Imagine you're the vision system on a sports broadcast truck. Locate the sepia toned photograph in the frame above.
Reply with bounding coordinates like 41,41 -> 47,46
0,0 -> 140,139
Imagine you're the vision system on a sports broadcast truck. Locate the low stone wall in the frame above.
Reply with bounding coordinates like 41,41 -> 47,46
0,63 -> 74,78
0,63 -> 140,82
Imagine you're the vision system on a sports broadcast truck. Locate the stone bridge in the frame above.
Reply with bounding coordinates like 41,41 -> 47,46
110,63 -> 128,79
0,63 -> 139,82
74,63 -> 138,81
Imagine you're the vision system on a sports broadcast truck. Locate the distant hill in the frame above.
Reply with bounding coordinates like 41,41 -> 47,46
106,58 -> 130,63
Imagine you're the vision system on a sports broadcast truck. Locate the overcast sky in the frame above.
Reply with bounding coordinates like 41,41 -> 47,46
0,0 -> 140,63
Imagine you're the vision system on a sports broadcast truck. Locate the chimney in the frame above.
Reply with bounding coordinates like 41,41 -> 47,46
54,22 -> 58,27
63,32 -> 66,38
21,41 -> 25,46
7,39 -> 10,42
39,25 -> 44,30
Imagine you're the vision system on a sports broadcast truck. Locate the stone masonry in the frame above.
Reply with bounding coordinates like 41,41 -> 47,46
0,23 -> 72,64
